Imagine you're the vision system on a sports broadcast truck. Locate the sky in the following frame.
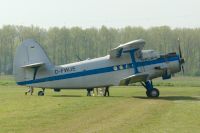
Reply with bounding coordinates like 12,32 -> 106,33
0,0 -> 200,29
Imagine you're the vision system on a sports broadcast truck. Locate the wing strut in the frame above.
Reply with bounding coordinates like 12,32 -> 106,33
33,67 -> 39,80
124,49 -> 139,74
129,49 -> 139,74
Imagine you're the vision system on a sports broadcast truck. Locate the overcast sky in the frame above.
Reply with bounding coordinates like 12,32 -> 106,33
0,0 -> 200,29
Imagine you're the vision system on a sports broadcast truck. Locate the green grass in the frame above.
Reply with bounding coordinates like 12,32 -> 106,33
0,76 -> 200,133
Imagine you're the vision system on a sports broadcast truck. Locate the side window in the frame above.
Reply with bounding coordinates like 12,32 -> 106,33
119,65 -> 124,70
127,64 -> 132,69
113,66 -> 118,71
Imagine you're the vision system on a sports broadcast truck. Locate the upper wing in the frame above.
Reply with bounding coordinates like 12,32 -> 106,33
109,39 -> 145,58
119,73 -> 149,86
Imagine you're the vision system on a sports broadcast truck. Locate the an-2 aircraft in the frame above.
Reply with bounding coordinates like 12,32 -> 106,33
13,39 -> 184,98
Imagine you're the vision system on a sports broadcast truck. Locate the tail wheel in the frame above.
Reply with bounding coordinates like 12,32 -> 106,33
146,88 -> 159,98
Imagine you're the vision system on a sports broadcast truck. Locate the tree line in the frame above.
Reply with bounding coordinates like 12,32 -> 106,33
0,25 -> 199,76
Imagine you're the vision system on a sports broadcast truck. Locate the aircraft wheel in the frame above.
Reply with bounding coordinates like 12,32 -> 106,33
149,88 -> 159,98
38,91 -> 44,96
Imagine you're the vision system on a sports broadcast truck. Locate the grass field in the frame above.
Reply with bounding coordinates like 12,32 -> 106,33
0,76 -> 200,133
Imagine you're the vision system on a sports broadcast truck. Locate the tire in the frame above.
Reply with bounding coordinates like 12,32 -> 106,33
149,88 -> 159,98
38,91 -> 44,96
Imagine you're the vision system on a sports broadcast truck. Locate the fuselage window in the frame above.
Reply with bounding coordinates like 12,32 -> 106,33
125,64 -> 129,69
119,65 -> 124,70
127,64 -> 133,68
113,66 -> 118,71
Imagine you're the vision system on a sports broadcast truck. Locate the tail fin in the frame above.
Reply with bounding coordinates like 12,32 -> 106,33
13,39 -> 53,83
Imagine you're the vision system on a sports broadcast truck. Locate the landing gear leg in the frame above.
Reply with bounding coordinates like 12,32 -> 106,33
38,88 -> 45,96
141,80 -> 159,98
104,86 -> 110,97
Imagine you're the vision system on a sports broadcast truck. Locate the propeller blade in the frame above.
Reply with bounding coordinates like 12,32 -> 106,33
179,44 -> 182,58
181,65 -> 184,74
178,38 -> 182,58
178,38 -> 185,74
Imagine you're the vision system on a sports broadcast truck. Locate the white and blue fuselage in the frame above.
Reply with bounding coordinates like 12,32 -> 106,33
16,51 -> 180,89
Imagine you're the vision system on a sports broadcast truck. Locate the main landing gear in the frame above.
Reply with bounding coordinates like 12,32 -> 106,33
141,80 -> 160,98
38,88 -> 45,96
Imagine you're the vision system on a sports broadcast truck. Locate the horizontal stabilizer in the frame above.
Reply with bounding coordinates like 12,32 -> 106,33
109,39 -> 145,58
119,73 -> 149,86
21,62 -> 44,68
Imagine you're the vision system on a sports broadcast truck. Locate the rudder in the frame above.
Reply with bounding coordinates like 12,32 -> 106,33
13,39 -> 53,84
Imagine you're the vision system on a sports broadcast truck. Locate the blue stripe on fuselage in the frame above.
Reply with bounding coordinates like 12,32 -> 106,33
17,56 -> 179,85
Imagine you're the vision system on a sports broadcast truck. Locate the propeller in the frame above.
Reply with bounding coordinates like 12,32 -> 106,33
177,38 -> 185,74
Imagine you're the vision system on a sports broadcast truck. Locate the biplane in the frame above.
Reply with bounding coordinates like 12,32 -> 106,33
13,39 -> 184,97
